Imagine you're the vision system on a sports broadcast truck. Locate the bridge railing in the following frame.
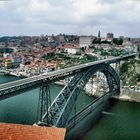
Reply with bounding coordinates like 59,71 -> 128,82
0,53 -> 136,100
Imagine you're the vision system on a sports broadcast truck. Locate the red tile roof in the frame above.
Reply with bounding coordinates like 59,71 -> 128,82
0,123 -> 66,140
62,44 -> 80,49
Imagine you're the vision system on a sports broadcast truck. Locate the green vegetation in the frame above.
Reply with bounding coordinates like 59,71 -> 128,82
113,38 -> 123,45
0,54 -> 3,58
120,59 -> 140,85
92,38 -> 101,44
92,38 -> 111,44
120,63 -> 129,73
92,37 -> 123,45
62,54 -> 97,68
84,54 -> 97,61
42,52 -> 97,69
42,53 -> 71,61
0,48 -> 14,53
101,50 -> 110,56
42,52 -> 56,60
56,53 -> 71,60
0,36 -> 31,42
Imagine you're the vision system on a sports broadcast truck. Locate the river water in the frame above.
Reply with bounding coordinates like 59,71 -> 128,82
0,75 -> 93,124
0,75 -> 140,140
81,100 -> 140,140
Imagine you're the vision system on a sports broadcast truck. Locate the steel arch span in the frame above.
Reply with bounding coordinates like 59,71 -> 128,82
38,63 -> 120,127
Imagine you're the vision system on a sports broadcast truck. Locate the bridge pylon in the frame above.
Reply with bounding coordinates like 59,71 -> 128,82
37,84 -> 51,125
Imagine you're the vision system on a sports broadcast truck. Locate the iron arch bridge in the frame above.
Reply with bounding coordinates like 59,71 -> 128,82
38,63 -> 120,128
0,53 -> 137,128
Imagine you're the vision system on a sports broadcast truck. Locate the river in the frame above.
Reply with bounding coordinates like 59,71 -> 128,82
0,75 -> 140,140
0,75 -> 93,124
81,100 -> 140,140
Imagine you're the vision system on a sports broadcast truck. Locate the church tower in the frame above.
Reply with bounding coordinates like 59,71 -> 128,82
98,30 -> 100,38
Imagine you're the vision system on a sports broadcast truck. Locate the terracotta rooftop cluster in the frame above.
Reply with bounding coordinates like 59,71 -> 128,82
0,123 -> 66,140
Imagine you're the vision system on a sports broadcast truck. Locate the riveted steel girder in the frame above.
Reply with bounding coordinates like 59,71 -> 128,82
39,63 -> 120,127
37,84 -> 51,123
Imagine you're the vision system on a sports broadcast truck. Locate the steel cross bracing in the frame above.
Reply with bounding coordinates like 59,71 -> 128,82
37,84 -> 51,123
39,63 -> 120,127
39,71 -> 87,127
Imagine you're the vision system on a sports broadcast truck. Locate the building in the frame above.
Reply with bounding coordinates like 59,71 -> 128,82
13,56 -> 22,67
79,36 -> 95,49
107,33 -> 114,39
4,58 -> 13,68
56,34 -> 65,45
101,44 -> 111,51
98,30 -> 101,38
62,44 -> 81,55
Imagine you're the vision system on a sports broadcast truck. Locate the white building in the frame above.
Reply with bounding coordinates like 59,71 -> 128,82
63,44 -> 81,55
101,44 -> 111,51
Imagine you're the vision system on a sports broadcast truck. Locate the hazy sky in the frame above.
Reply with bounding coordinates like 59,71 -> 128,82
0,0 -> 140,37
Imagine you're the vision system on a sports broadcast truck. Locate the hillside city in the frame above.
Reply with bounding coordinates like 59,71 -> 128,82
0,31 -> 139,78
1,0 -> 140,139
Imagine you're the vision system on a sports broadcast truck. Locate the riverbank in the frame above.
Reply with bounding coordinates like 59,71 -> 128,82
55,80 -> 66,86
113,87 -> 140,103
0,69 -> 30,78
0,70 -> 10,75
54,80 -> 140,104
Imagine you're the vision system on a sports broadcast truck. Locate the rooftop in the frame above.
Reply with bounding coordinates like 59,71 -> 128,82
0,123 -> 66,140
62,44 -> 80,49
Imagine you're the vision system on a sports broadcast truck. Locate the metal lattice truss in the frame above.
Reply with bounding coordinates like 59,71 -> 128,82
37,85 -> 51,123
39,63 -> 120,127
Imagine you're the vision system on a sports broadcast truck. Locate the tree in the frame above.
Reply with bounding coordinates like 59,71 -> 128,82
92,38 -> 101,44
113,38 -> 123,45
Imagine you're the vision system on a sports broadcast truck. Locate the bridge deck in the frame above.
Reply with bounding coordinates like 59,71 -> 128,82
0,53 -> 136,100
